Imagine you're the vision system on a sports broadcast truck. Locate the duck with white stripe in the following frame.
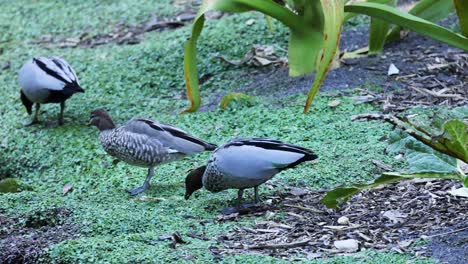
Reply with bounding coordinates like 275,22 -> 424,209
18,56 -> 84,125
184,138 -> 318,207
89,109 -> 217,196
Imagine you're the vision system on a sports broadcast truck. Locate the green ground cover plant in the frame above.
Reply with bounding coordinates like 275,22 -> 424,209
0,0 -> 464,262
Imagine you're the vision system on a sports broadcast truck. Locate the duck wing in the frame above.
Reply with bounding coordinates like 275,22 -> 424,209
214,138 -> 317,180
123,118 -> 217,154
19,57 -> 82,93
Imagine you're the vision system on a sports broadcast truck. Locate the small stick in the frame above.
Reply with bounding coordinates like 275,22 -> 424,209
248,239 -> 311,250
421,226 -> 468,239
284,204 -> 324,213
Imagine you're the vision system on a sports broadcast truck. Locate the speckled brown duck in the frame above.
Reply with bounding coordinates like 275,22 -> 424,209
185,138 -> 318,208
89,109 -> 217,196
18,56 -> 84,125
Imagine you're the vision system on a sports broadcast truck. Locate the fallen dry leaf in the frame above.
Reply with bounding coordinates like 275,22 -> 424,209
382,210 -> 407,223
215,44 -> 287,67
62,184 -> 73,195
328,99 -> 341,108
388,63 -> 400,76
448,187 -> 468,198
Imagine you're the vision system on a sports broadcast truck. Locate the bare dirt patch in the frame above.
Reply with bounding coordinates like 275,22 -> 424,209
0,208 -> 80,264
211,179 -> 467,262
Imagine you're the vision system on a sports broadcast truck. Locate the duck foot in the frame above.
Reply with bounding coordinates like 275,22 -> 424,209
25,119 -> 40,126
127,183 -> 150,197
220,202 -> 258,215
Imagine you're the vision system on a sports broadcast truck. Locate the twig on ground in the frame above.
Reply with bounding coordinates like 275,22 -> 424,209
421,226 -> 468,239
283,204 -> 324,214
248,239 -> 311,250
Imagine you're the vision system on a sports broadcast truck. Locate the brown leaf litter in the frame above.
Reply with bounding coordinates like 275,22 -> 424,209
353,51 -> 467,112
215,179 -> 467,261
33,10 -> 225,48
214,44 -> 288,68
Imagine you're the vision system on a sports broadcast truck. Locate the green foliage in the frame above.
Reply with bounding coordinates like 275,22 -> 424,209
183,0 -> 344,112
322,174 -> 404,208
455,0 -> 468,36
219,92 -> 255,110
443,120 -> 468,161
387,0 -> 455,42
323,116 -> 468,208
345,2 -> 468,51
0,178 -> 21,193
0,0 -> 457,262
368,0 -> 396,54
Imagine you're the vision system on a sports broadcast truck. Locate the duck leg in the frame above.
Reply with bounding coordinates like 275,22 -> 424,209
128,167 -> 154,196
220,189 -> 245,215
237,188 -> 244,207
58,101 -> 65,125
26,104 -> 41,126
254,186 -> 260,204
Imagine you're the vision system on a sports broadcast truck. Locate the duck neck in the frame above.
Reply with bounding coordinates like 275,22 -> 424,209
98,118 -> 116,131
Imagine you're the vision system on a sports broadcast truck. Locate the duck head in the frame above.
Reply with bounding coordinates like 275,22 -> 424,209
89,108 -> 116,131
184,165 -> 206,200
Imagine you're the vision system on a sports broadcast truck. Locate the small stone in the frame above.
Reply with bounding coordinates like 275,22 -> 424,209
265,211 -> 275,220
334,239 -> 359,252
337,216 -> 349,225
328,99 -> 341,108
290,187 -> 308,196
246,19 -> 256,25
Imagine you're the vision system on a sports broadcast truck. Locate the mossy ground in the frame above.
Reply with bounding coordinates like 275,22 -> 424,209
0,1 -> 449,263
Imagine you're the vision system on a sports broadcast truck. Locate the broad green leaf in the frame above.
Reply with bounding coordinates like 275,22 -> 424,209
455,0 -> 468,37
288,0 -> 324,77
345,2 -> 468,51
443,120 -> 468,161
182,0 -> 315,112
304,0 -> 344,113
405,140 -> 459,174
0,178 -> 20,193
343,0 -> 395,22
322,171 -> 461,208
386,130 -> 460,173
321,187 -> 361,208
464,177 -> 468,187
219,92 -> 254,110
387,0 -> 455,41
368,0 -> 396,54
386,130 -> 413,154
322,174 -> 410,208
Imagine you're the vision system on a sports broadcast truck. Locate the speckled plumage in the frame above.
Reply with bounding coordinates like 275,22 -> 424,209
99,126 -> 184,168
203,156 -> 225,192
90,109 -> 217,196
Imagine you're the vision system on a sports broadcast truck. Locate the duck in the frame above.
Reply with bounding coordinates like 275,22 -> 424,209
184,138 -> 318,207
18,56 -> 84,125
89,109 -> 217,196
